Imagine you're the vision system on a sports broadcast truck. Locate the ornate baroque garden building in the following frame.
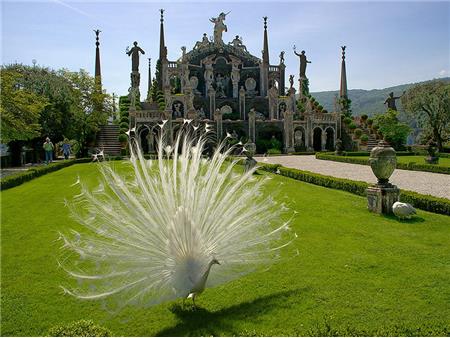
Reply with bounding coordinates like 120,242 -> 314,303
128,10 -> 346,154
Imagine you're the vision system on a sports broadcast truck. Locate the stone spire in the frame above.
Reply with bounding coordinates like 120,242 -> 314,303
159,9 -> 167,60
339,46 -> 347,99
262,16 -> 269,64
94,29 -> 102,90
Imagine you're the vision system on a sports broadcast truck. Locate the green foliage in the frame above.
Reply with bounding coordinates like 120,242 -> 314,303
360,114 -> 368,120
118,134 -> 128,143
367,118 -> 373,125
267,148 -> 282,155
119,122 -> 129,129
0,68 -> 47,143
48,320 -> 112,337
402,80 -> 450,151
343,117 -> 352,125
360,134 -> 369,142
354,128 -> 363,138
373,109 -> 411,150
348,122 -> 356,130
338,97 -> 352,116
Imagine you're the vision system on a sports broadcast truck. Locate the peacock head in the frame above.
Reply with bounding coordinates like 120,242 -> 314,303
211,258 -> 220,265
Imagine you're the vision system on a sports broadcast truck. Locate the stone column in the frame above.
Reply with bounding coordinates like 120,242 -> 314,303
283,111 -> 294,153
306,114 -> 313,151
214,108 -> 223,140
248,108 -> 256,143
279,63 -> 286,96
239,86 -> 246,120
208,87 -> 216,120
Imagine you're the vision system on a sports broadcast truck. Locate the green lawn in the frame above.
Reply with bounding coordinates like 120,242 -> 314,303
1,163 -> 450,336
347,155 -> 450,168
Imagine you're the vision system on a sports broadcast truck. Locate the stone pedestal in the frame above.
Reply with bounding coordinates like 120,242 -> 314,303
366,185 -> 399,214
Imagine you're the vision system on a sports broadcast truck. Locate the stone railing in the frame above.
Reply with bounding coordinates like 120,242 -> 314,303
269,66 -> 280,72
135,111 -> 162,122
312,113 -> 339,123
167,61 -> 178,69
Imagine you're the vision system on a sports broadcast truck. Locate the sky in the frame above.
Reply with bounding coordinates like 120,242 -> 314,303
1,0 -> 449,97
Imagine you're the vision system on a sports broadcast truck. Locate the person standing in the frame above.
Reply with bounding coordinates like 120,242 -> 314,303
62,138 -> 71,160
43,137 -> 54,164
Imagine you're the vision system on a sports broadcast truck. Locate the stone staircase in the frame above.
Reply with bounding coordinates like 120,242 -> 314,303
96,125 -> 121,156
367,134 -> 379,151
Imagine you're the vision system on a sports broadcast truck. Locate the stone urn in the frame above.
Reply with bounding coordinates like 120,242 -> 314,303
369,140 -> 397,186
244,142 -> 257,172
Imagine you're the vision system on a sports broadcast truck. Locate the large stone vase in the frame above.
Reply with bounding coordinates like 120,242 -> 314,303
369,140 -> 397,187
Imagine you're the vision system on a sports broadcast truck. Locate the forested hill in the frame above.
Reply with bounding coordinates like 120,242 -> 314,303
310,77 -> 450,116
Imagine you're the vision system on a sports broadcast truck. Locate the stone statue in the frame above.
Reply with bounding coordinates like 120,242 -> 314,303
126,41 -> 145,72
293,45 -> 311,78
210,12 -> 229,44
215,74 -> 227,98
289,75 -> 294,89
229,35 -> 248,51
194,33 -> 210,49
181,46 -> 187,62
384,91 -> 405,111
335,138 -> 343,155
279,51 -> 285,64
204,63 -> 214,94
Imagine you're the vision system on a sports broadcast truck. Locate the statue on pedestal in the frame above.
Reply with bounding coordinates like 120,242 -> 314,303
289,75 -> 294,89
293,45 -> 311,78
279,51 -> 285,64
126,41 -> 145,72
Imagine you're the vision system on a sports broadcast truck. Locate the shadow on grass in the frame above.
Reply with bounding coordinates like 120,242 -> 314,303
155,288 -> 309,336
381,213 -> 425,223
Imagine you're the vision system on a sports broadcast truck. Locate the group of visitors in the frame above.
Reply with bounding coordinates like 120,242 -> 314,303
42,137 -> 71,164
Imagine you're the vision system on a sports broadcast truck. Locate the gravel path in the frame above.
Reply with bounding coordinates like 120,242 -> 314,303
255,155 -> 450,199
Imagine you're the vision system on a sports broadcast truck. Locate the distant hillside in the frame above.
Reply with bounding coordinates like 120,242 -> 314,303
310,77 -> 450,116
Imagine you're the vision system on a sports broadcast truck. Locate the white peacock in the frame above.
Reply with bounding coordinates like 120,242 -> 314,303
59,121 -> 297,309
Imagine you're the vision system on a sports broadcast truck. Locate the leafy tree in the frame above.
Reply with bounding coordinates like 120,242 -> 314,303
0,69 -> 47,143
59,69 -> 110,156
373,109 -> 411,150
1,68 -> 48,166
401,81 -> 450,151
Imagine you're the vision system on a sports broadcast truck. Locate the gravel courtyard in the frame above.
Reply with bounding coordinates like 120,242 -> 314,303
255,155 -> 450,199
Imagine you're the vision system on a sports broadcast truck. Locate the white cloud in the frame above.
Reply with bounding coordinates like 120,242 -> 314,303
439,69 -> 448,76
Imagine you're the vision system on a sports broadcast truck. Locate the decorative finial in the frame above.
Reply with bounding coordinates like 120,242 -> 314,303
148,57 -> 151,66
160,9 -> 164,22
94,29 -> 101,47
263,16 -> 268,29
341,45 -> 346,60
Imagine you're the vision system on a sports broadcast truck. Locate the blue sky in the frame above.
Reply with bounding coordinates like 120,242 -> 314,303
1,1 -> 449,96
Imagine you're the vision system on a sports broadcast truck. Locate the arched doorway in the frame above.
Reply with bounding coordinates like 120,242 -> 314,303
325,127 -> 335,151
313,127 -> 322,151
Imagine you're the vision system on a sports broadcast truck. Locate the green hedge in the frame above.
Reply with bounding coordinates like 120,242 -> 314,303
258,163 -> 450,216
316,153 -> 450,175
1,158 -> 96,191
48,319 -> 112,337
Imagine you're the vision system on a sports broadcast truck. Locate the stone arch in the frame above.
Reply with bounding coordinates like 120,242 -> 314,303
313,126 -> 323,151
294,126 -> 306,151
325,126 -> 335,151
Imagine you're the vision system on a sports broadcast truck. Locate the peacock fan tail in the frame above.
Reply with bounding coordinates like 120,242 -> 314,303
59,121 -> 298,310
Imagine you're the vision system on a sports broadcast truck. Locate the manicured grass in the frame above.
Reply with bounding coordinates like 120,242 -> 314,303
1,163 -> 450,336
342,155 -> 450,168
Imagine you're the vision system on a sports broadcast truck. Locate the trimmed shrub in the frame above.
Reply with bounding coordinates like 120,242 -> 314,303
267,148 -> 282,155
360,114 -> 368,121
316,153 -> 450,174
258,162 -> 450,215
343,117 -> 352,125
48,319 -> 112,337
119,122 -> 129,129
360,134 -> 369,142
354,128 -> 363,138
348,122 -> 357,130
118,134 -> 128,143
0,158 -> 91,191
367,118 -> 373,126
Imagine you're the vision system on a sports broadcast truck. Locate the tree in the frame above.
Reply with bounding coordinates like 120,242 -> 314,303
401,81 -> 450,151
1,68 -> 48,166
59,69 -> 110,156
373,109 -> 411,150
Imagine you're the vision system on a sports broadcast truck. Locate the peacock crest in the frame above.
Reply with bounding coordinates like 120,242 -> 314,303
59,122 -> 297,310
